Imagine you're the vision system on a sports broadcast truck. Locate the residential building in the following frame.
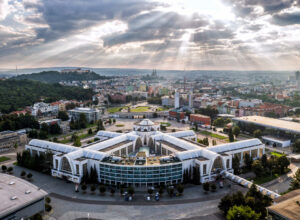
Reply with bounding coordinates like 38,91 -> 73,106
0,131 -> 27,152
190,114 -> 211,125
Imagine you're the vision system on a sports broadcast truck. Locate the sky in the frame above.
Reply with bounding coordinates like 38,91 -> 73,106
0,0 -> 299,70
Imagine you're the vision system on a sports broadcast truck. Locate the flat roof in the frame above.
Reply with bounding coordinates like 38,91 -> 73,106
268,189 -> 300,220
0,174 -> 48,218
233,116 -> 300,134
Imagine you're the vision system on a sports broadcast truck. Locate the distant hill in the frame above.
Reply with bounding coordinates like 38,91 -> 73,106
0,79 -> 94,113
12,70 -> 111,83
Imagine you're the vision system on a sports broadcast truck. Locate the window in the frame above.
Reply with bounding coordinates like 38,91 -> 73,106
226,159 -> 230,169
76,164 -> 79,175
55,159 -> 58,169
203,164 -> 207,175
61,157 -> 72,173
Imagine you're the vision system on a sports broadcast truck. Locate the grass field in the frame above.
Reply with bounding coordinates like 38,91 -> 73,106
0,156 -> 10,162
130,106 -> 150,112
116,124 -> 125,127
252,173 -> 279,185
271,151 -> 285,157
160,122 -> 171,127
157,106 -> 169,111
200,131 -> 228,140
107,107 -> 124,113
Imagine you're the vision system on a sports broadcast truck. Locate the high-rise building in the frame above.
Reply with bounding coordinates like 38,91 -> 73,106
189,89 -> 193,108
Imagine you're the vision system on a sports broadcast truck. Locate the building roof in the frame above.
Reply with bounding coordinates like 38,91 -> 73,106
139,119 -> 154,126
208,139 -> 263,153
233,116 -> 300,134
0,174 -> 47,219
267,189 -> 300,220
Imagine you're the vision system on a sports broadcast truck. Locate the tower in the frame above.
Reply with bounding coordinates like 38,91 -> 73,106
189,89 -> 193,108
175,89 -> 180,108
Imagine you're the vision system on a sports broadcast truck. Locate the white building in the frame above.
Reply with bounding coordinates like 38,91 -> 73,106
25,119 -> 265,186
175,90 -> 180,108
68,107 -> 101,123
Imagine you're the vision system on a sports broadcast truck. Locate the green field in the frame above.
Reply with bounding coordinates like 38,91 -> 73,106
200,131 -> 228,140
0,156 -> 10,162
130,106 -> 150,112
271,151 -> 285,157
252,174 -> 279,185
160,122 -> 171,127
107,107 -> 124,113
116,124 -> 125,127
157,106 -> 169,111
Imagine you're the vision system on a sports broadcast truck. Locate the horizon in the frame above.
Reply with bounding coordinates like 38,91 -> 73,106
0,0 -> 299,70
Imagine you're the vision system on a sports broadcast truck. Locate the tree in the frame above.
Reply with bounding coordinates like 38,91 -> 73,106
232,155 -> 240,174
58,111 -> 69,121
289,168 -> 300,190
219,194 -> 233,215
49,123 -> 61,135
261,154 -> 268,168
88,128 -> 93,135
73,136 -> 81,147
226,205 -> 260,220
244,153 -> 252,170
7,166 -> 13,173
253,129 -> 262,138
40,123 -> 49,134
97,119 -> 105,131
233,126 -> 240,138
293,139 -> 300,153
38,130 -> 48,139
79,113 -> 87,128
228,128 -> 234,142
277,156 -> 290,174
252,160 -> 264,177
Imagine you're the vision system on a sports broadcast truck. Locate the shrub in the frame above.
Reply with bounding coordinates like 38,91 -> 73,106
21,170 -> 26,177
159,186 -> 164,195
90,185 -> 96,193
99,185 -> 106,194
81,184 -> 87,192
110,188 -> 115,195
176,184 -> 184,195
27,173 -> 33,179
45,197 -> 51,204
120,187 -> 124,195
128,186 -> 135,195
203,182 -> 210,193
7,167 -> 13,173
45,203 -> 52,212
1,165 -> 7,172
211,183 -> 217,192
148,188 -> 154,195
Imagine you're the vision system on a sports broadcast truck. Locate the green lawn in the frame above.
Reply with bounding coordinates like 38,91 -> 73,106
157,106 -> 169,111
130,106 -> 150,112
0,156 -> 10,162
160,122 -> 171,127
200,131 -> 228,140
252,174 -> 279,185
271,151 -> 285,157
107,107 -> 124,113
116,124 -> 125,127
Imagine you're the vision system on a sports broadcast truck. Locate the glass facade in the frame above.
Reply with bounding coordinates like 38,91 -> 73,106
99,163 -> 182,185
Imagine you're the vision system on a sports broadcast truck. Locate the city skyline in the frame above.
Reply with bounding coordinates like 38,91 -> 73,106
0,0 -> 299,70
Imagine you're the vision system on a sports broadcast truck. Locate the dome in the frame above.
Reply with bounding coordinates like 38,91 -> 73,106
139,119 -> 154,126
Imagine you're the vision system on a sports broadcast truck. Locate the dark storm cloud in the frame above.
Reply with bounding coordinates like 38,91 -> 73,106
103,11 -> 208,47
24,0 -> 163,42
272,11 -> 300,26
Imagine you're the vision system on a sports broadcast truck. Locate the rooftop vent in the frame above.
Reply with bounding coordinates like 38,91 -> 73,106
10,196 -> 17,200
25,190 -> 31,194
8,181 -> 15,185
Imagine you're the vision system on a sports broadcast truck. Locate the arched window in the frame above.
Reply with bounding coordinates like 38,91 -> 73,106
211,156 -> 224,173
61,157 -> 72,173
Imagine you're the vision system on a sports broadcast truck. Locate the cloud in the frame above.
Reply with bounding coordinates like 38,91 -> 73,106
103,11 -> 208,47
192,29 -> 235,45
0,0 -> 10,20
272,11 -> 300,25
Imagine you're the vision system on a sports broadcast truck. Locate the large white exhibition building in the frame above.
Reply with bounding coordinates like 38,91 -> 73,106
25,119 -> 265,186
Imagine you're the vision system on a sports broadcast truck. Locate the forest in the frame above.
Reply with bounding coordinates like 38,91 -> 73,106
0,79 -> 94,113
12,71 -> 111,84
